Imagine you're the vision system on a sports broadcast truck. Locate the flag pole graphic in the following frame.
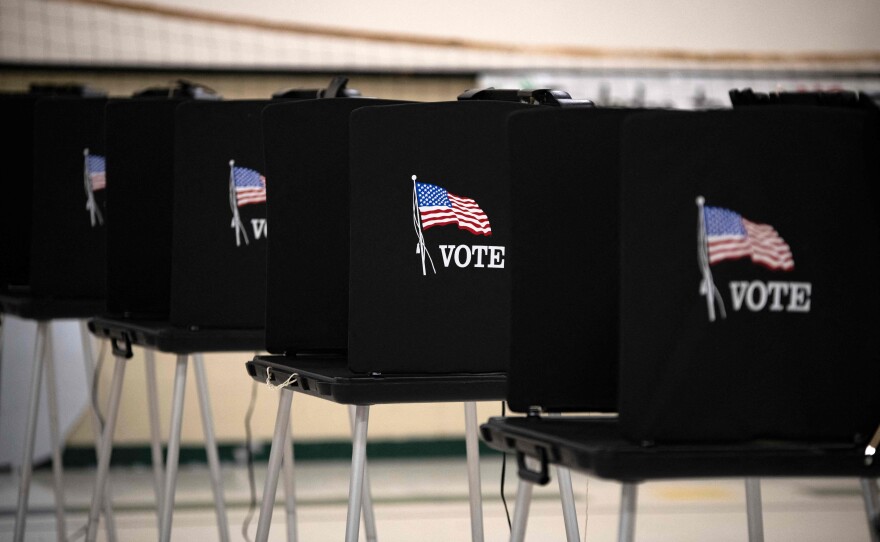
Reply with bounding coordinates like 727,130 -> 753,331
697,196 -> 725,322
229,160 -> 249,247
412,175 -> 436,276
83,148 -> 103,227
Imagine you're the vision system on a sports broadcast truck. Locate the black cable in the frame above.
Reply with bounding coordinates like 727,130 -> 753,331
241,380 -> 259,542
500,401 -> 511,530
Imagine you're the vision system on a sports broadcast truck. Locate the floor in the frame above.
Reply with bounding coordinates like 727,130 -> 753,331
0,456 -> 874,541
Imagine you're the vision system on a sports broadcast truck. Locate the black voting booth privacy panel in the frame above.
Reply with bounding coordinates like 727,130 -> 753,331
0,94 -> 38,291
171,100 -> 271,330
480,106 -> 880,497
506,107 -> 640,414
0,95 -> 108,320
94,97 -> 268,352
248,97 -> 504,403
30,97 -> 108,302
105,99 -> 184,319
619,107 -> 880,444
262,98 -> 408,355
348,101 -> 531,374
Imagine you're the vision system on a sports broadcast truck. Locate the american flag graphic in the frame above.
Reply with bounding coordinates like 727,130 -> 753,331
87,154 -> 106,191
704,205 -> 794,271
232,166 -> 267,207
415,182 -> 491,236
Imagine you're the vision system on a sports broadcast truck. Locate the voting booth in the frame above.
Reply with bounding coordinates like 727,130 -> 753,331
85,85 -> 260,542
481,105 -> 880,542
245,90 -> 590,542
1,90 -> 114,542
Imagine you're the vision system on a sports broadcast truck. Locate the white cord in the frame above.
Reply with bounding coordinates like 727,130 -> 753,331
582,478 -> 589,542
265,367 -> 297,390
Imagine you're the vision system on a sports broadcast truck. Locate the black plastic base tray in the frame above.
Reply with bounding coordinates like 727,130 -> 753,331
480,417 -> 879,484
89,316 -> 264,354
246,355 -> 507,406
0,292 -> 104,321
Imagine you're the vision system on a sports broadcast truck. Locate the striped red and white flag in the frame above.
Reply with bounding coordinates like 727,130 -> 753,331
704,205 -> 794,271
232,166 -> 267,207
415,181 -> 491,236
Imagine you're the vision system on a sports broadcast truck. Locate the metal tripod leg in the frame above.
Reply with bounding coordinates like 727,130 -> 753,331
509,478 -> 534,542
282,414 -> 298,542
144,349 -> 165,526
13,321 -> 48,542
255,388 -> 294,542
548,412 -> 579,542
194,354 -> 230,542
861,478 -> 880,542
745,478 -> 765,542
557,465 -> 580,542
79,323 -> 117,542
44,325 -> 67,542
0,314 -> 5,390
348,405 -> 377,542
159,354 -> 189,542
618,483 -> 638,542
345,405 -> 370,542
86,355 -> 128,542
464,401 -> 485,542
